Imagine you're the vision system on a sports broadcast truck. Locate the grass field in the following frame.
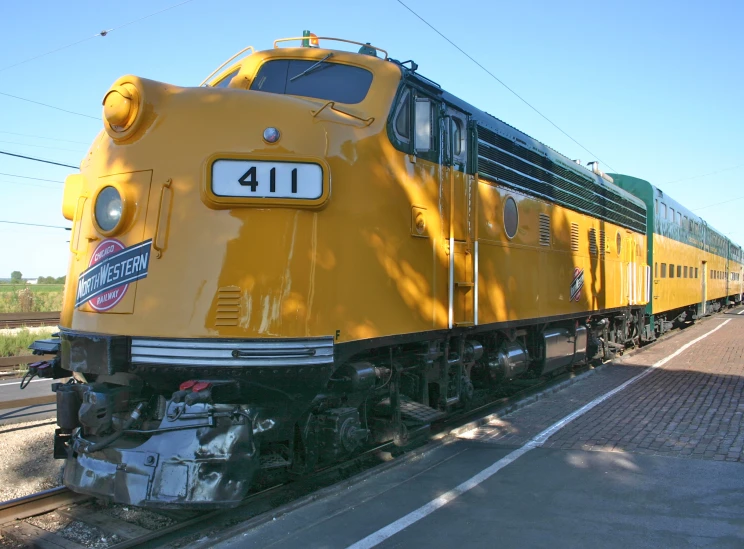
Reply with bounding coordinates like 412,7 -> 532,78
0,286 -> 64,313
0,328 -> 55,357
0,284 -> 64,293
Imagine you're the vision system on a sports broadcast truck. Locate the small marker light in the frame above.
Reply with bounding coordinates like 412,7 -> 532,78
302,30 -> 320,47
263,127 -> 281,143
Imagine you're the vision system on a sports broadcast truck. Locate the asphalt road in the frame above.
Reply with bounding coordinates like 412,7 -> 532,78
0,377 -> 56,425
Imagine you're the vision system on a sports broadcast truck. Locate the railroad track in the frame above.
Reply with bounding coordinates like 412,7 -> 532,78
0,312 -> 60,330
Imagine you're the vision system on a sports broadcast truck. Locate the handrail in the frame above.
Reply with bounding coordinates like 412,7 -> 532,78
273,37 -> 388,59
312,101 -> 375,127
199,45 -> 255,87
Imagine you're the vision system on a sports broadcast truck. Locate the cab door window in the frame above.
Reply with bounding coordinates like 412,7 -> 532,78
448,112 -> 468,171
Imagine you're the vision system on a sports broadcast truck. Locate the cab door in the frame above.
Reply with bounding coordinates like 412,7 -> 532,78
441,106 -> 474,327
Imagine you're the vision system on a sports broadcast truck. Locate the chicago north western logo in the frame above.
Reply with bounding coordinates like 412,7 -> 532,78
75,239 -> 152,311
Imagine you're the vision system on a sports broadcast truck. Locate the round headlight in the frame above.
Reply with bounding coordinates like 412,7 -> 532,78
102,82 -> 141,139
103,89 -> 133,128
95,186 -> 123,232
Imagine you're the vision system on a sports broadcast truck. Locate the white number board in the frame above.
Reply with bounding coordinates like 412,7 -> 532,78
211,160 -> 323,199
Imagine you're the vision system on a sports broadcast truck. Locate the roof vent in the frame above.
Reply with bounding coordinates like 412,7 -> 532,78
587,161 -> 614,184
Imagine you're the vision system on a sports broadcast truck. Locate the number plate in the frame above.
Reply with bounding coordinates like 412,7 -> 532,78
211,160 -> 323,199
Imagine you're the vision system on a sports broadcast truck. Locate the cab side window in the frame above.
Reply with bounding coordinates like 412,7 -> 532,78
393,89 -> 411,142
414,98 -> 433,153
388,86 -> 438,162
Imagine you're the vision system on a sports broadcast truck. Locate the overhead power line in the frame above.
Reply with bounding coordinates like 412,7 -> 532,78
0,172 -> 64,183
0,220 -> 70,230
395,0 -> 618,173
0,130 -> 88,145
0,150 -> 78,169
0,179 -> 62,190
665,163 -> 743,185
0,0 -> 198,73
693,196 -> 744,212
0,139 -> 85,153
0,92 -> 98,120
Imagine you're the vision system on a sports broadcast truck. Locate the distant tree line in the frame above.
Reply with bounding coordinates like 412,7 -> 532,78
37,276 -> 66,284
2,272 -> 66,284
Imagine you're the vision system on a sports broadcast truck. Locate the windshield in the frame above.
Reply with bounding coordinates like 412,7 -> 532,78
250,59 -> 373,104
213,69 -> 239,88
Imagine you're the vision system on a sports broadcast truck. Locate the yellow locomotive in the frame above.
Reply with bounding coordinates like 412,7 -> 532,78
40,34 -> 657,508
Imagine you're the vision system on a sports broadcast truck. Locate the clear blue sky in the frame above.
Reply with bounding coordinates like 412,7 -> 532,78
1,0 -> 741,278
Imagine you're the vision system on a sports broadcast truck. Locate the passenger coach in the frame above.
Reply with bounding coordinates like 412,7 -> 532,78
613,175 -> 742,336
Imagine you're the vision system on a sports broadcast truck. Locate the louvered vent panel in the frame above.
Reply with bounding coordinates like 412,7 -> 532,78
599,230 -> 606,258
589,228 -> 598,256
571,223 -> 580,252
215,286 -> 241,327
476,125 -> 647,234
539,214 -> 551,246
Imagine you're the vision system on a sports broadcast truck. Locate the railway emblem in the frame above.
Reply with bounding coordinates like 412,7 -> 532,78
570,267 -> 584,302
75,238 -> 152,311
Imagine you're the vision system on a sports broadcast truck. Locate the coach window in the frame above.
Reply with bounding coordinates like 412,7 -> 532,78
695,267 -> 699,278
661,263 -> 667,278
676,212 -> 682,224
677,265 -> 682,278
670,264 -> 675,278
655,199 -> 659,217
662,203 -> 667,220
655,262 -> 658,278
684,266 -> 688,278
669,207 -> 675,222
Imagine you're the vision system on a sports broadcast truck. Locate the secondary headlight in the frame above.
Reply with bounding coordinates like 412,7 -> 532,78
102,81 -> 141,139
95,186 -> 123,232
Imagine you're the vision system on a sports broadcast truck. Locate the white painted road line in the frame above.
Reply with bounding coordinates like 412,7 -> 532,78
0,378 -> 53,388
347,319 -> 732,549
737,308 -> 744,315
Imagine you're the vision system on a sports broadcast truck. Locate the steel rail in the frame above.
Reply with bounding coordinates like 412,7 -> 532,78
0,311 -> 61,329
0,486 -> 89,525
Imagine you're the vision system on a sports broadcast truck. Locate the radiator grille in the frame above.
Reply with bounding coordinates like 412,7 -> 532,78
571,223 -> 580,252
476,126 -> 646,233
599,230 -> 606,258
539,214 -> 551,246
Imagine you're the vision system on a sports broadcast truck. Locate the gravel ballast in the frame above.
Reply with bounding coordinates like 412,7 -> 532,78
0,419 -> 62,502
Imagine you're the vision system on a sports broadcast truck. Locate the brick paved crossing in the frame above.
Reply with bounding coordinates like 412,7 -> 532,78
459,313 -> 744,463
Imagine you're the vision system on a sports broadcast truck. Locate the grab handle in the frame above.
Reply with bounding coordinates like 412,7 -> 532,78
153,178 -> 173,259
68,194 -> 89,260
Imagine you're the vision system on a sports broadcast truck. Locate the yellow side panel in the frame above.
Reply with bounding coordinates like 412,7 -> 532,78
475,180 -> 647,325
